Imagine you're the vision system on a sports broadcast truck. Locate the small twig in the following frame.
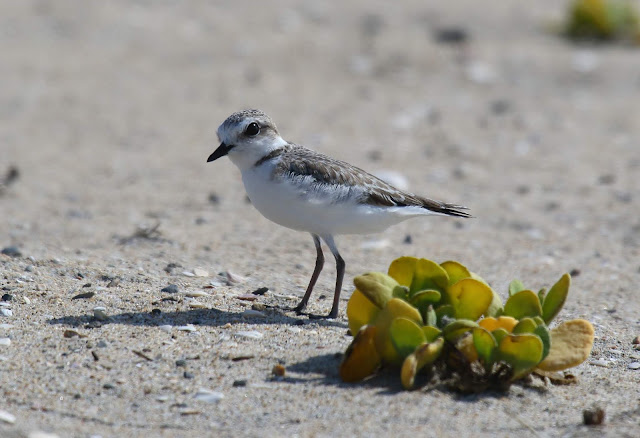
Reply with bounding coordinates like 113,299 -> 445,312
132,350 -> 153,361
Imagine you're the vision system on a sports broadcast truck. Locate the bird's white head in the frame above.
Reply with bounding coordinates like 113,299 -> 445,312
208,109 -> 287,171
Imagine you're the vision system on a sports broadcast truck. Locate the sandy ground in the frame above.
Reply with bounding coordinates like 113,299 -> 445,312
1,1 -> 639,437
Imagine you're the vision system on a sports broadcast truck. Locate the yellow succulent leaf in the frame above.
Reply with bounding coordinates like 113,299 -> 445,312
448,278 -> 493,320
440,260 -> 471,286
401,338 -> 444,390
388,256 -> 419,287
479,316 -> 518,333
347,289 -> 381,336
374,298 -> 423,365
352,272 -> 398,309
388,257 -> 448,292
340,325 -> 381,382
400,353 -> 419,390
498,334 -> 544,380
537,319 -> 595,372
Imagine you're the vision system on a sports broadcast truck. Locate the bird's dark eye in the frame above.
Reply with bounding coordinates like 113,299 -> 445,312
245,122 -> 260,136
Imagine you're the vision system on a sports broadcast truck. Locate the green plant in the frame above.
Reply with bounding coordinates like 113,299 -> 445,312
340,257 -> 594,391
564,0 -> 640,43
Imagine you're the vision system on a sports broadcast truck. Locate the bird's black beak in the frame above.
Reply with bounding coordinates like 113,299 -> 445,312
207,142 -> 232,162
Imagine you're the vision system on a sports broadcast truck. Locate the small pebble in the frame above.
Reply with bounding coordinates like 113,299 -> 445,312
628,362 -> 640,370
22,296 -> 30,304
434,27 -> 469,44
0,410 -> 16,424
161,284 -> 179,294
235,330 -> 264,340
569,268 -> 581,277
403,235 -> 412,244
176,359 -> 187,367
1,294 -> 13,302
158,325 -> 172,333
184,371 -> 194,379
63,329 -> 85,338
193,268 -> 209,277
225,271 -> 247,285
583,407 -> 605,425
93,307 -> 108,321
208,192 -> 220,205
1,246 -> 22,258
185,290 -> 209,298
272,364 -> 286,377
182,271 -> 195,277
150,308 -> 161,315
0,338 -> 11,347
194,389 -> 224,403
103,383 -> 116,390
96,340 -> 108,348
242,309 -> 266,318
590,358 -> 609,367
188,300 -> 207,309
177,324 -> 197,332
0,309 -> 12,317
233,379 -> 247,387
251,287 -> 269,295
107,278 -> 120,288
72,292 -> 95,300
632,336 -> 640,345
237,294 -> 258,301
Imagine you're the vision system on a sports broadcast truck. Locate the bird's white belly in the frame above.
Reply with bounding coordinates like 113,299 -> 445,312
241,167 -> 426,236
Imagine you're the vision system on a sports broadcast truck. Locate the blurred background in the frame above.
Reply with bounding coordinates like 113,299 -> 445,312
1,0 -> 638,289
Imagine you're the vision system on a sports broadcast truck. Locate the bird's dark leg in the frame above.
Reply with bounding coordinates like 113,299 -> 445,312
293,234 -> 324,314
322,235 -> 344,319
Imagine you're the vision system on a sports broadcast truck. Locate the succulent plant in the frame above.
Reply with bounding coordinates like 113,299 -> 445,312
564,0 -> 640,43
340,257 -> 595,391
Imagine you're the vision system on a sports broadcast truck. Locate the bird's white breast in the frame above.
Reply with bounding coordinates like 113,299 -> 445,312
240,161 -> 428,236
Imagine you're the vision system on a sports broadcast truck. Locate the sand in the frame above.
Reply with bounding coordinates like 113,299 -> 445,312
1,1 -> 639,437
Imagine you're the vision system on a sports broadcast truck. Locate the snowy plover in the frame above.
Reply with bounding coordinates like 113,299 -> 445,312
207,109 -> 470,318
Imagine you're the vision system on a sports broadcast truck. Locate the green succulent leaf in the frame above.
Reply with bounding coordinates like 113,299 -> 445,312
538,287 -> 547,303
497,334 -> 544,380
443,319 -> 479,342
503,290 -> 543,320
512,317 -> 538,334
390,317 -> 427,359
542,273 -> 571,324
401,337 -> 444,390
425,305 -> 437,327
373,298 -> 424,365
353,272 -> 399,309
410,289 -> 441,309
435,304 -> 455,326
446,278 -> 494,320
509,279 -> 525,296
392,285 -> 410,300
533,316 -> 545,326
491,328 -> 509,345
422,325 -> 441,343
440,260 -> 471,286
534,324 -> 551,361
473,327 -> 497,368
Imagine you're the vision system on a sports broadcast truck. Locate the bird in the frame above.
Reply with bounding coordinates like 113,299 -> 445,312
207,109 -> 471,318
